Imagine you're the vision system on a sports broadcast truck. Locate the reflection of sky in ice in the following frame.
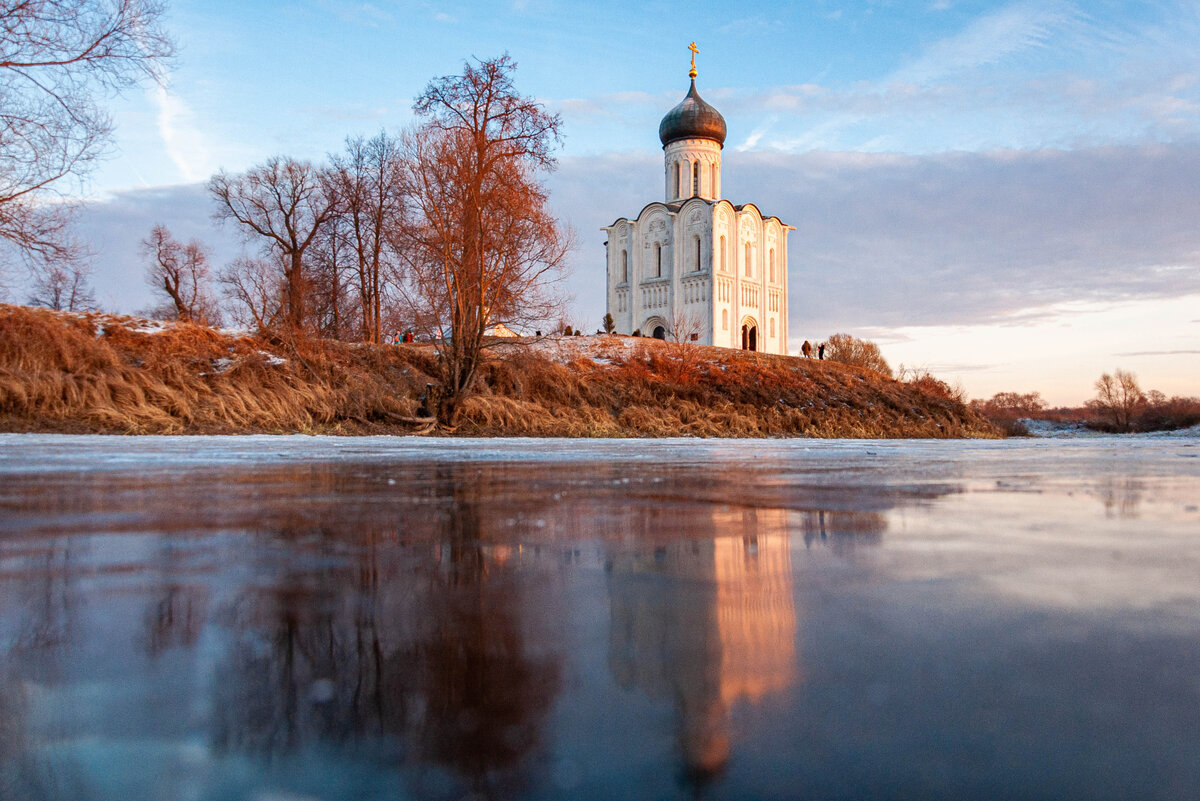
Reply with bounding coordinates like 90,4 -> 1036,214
1,434 -> 1199,800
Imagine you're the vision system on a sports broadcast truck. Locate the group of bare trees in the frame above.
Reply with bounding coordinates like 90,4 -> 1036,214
159,55 -> 569,422
1,5 -> 570,424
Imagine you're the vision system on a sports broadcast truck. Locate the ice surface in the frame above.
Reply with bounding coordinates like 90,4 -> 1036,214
1,434 -> 1198,801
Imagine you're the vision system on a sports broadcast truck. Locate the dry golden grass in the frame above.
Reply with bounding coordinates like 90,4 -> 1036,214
0,305 -> 998,438
0,304 -> 433,434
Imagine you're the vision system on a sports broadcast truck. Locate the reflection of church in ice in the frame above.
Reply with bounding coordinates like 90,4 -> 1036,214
607,509 -> 797,777
604,43 -> 792,354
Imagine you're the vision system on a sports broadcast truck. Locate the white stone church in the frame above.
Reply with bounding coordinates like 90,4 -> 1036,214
604,49 -> 791,354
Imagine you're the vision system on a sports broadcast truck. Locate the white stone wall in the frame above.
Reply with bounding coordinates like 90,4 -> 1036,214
664,139 -> 722,202
604,138 -> 790,355
606,201 -> 789,355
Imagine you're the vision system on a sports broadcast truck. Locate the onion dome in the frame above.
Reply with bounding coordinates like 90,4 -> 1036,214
658,78 -> 727,148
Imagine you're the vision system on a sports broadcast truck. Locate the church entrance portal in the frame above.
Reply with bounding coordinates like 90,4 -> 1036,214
741,323 -> 757,351
652,325 -> 666,340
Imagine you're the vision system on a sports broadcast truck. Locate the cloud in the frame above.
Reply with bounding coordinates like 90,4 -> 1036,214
151,84 -> 214,183
73,184 -> 244,315
70,142 -> 1200,346
544,142 -> 1200,336
894,1 -> 1084,84
1114,350 -> 1200,357
553,91 -> 665,121
736,117 -> 776,151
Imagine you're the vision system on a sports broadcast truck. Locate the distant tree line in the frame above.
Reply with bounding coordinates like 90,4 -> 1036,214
973,370 -> 1200,434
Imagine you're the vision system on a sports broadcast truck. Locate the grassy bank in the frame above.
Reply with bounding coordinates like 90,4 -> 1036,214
0,304 -> 998,437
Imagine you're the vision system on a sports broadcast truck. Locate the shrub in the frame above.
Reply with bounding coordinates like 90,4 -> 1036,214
970,391 -> 1047,435
825,333 -> 892,377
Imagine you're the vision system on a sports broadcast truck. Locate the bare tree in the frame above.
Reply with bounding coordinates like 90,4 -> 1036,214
27,259 -> 97,311
666,307 -> 702,344
1,0 -> 174,270
825,333 -> 892,377
141,224 -> 219,324
661,307 -> 704,383
327,131 -> 404,343
302,212 -> 352,338
218,255 -> 283,331
397,56 -> 570,424
209,157 -> 336,332
1089,369 -> 1143,432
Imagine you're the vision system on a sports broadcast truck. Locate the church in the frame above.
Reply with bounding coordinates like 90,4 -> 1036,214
604,45 -> 792,355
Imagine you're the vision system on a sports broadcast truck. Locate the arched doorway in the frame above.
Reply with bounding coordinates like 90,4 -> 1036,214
741,321 -> 758,351
643,317 -> 668,341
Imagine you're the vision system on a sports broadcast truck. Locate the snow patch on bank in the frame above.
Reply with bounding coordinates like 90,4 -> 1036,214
502,334 -> 649,366
1022,419 -> 1200,439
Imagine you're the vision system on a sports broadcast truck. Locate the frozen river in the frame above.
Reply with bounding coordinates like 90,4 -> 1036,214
1,434 -> 1198,800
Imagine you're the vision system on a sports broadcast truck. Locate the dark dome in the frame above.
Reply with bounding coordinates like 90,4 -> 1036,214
658,79 -> 726,148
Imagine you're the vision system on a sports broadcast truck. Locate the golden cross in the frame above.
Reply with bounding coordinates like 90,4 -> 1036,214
688,41 -> 699,78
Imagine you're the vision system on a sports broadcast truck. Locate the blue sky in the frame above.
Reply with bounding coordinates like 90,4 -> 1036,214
41,0 -> 1200,404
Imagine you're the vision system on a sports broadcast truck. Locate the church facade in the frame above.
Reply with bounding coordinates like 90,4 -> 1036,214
604,49 -> 792,355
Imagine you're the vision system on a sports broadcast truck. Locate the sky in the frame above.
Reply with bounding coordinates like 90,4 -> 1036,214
20,0 -> 1200,405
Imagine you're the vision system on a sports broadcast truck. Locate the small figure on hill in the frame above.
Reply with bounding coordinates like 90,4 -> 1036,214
801,340 -> 812,358
818,342 -> 825,360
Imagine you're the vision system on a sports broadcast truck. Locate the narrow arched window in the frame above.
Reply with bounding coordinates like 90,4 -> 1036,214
694,236 -> 701,271
711,163 -> 718,195
654,243 -> 662,278
770,318 -> 776,338
692,161 -> 700,196
722,309 -> 728,330
769,249 -> 776,283
744,243 -> 752,277
673,162 -> 680,198
719,235 -> 726,272
621,250 -> 628,283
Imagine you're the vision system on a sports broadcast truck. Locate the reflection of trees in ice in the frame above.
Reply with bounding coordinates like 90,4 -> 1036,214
794,510 -> 887,553
0,538 -> 94,800
209,466 -> 565,799
0,454 -> 894,798
1097,476 -> 1144,519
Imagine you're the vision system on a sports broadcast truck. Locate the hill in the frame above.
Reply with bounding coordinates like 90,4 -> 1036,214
0,304 -> 997,438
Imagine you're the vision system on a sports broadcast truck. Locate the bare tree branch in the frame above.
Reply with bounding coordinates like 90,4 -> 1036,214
327,130 -> 404,343
1,0 -> 174,271
27,257 -> 96,311
141,223 -> 220,324
209,157 -> 336,332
